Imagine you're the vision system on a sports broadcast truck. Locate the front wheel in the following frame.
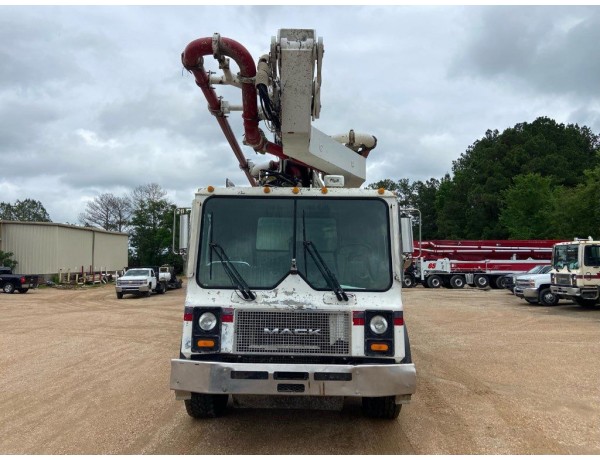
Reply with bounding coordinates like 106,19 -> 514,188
539,288 -> 559,306
116,292 -> 123,299
3,283 -> 15,294
185,393 -> 229,418
362,396 -> 401,419
403,274 -> 415,288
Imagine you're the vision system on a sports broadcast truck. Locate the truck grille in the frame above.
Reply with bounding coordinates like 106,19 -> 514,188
554,273 -> 573,286
234,310 -> 350,356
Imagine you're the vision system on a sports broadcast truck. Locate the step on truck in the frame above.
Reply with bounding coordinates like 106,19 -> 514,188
169,28 -> 416,419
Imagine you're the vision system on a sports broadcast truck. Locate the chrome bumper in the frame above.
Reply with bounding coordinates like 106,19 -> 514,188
523,288 -> 539,300
551,285 -> 599,299
115,285 -> 149,293
170,359 -> 416,400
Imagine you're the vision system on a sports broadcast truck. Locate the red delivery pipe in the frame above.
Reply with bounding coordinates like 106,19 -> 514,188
182,36 -> 289,185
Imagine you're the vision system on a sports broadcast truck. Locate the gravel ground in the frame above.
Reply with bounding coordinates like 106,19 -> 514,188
0,283 -> 598,454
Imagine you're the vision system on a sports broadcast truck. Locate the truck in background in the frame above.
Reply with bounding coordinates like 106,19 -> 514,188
157,265 -> 183,290
550,238 -> 600,307
115,267 -> 164,299
404,239 -> 562,289
513,265 -> 557,306
0,267 -> 39,294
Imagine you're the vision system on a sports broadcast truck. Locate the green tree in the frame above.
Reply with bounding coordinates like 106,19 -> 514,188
0,250 -> 18,270
499,173 -> 554,238
0,199 -> 51,222
437,117 -> 599,238
548,164 -> 600,239
128,183 -> 176,267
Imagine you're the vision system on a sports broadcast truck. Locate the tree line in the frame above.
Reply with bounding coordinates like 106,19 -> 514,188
368,116 -> 600,240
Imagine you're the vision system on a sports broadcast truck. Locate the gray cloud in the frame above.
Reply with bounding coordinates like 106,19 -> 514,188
1,6 -> 599,224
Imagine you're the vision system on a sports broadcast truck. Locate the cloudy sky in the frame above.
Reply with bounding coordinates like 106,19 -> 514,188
2,5 -> 600,224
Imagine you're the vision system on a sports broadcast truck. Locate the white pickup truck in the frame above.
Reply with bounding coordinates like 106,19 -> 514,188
115,267 -> 165,299
513,265 -> 558,306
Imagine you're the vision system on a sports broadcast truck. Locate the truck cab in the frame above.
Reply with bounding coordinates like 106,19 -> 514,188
551,239 -> 600,307
170,186 -> 416,419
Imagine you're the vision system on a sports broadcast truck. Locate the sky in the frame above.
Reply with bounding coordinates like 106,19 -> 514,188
1,5 -> 600,224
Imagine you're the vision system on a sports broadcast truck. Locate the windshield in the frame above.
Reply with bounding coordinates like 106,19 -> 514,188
552,244 -> 579,270
528,265 -> 545,274
124,269 -> 150,277
197,196 -> 392,291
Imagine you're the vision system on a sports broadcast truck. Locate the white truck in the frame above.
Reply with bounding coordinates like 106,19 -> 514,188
169,29 -> 416,419
512,265 -> 557,305
115,267 -> 165,298
550,238 -> 600,307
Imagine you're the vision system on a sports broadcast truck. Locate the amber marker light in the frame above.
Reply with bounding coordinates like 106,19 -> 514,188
197,339 -> 215,348
370,343 -> 389,352
263,186 -> 271,194
292,187 -> 300,194
207,186 -> 215,193
378,188 -> 385,195
321,187 -> 328,194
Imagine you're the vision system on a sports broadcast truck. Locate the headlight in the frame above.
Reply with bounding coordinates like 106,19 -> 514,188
369,315 -> 388,335
198,312 -> 217,331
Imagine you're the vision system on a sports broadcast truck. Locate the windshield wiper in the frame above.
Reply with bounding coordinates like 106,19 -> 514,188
303,240 -> 348,302
210,242 -> 256,300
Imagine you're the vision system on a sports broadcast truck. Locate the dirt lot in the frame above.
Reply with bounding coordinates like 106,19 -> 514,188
0,283 -> 599,454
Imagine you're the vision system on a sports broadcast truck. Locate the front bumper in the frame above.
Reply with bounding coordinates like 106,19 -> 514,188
523,288 -> 540,301
115,284 -> 149,293
170,359 -> 416,400
551,285 -> 599,300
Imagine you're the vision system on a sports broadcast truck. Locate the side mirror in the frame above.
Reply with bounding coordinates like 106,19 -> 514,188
400,216 -> 414,254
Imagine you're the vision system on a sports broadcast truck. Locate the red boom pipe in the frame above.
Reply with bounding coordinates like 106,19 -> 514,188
182,36 -> 289,185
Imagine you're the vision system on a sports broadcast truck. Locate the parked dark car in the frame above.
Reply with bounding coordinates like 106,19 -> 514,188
0,267 -> 39,294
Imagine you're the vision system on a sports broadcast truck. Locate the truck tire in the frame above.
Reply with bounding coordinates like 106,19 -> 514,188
116,292 -> 123,299
402,274 -> 415,288
539,288 -> 559,306
574,298 -> 597,307
185,393 -> 229,418
474,274 -> 489,289
495,276 -> 507,289
362,396 -> 401,419
3,282 -> 15,294
426,275 -> 442,288
449,275 -> 465,289
18,288 -> 29,294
